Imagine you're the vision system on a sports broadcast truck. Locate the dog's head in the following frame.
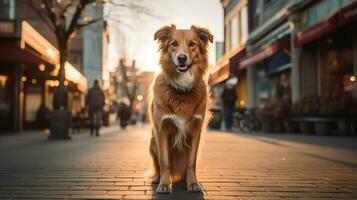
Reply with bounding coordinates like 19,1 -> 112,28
154,24 -> 213,79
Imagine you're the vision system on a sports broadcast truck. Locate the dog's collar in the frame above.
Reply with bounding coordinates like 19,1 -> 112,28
165,81 -> 195,95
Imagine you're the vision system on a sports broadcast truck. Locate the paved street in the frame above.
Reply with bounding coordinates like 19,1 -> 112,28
1,125 -> 357,199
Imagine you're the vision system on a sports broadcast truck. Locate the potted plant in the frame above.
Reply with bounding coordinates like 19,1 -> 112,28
256,108 -> 275,133
294,95 -> 319,134
335,95 -> 356,136
256,102 -> 283,133
313,96 -> 334,136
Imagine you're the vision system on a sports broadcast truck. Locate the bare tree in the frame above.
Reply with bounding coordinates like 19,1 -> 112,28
28,0 -> 158,107
29,1 -> 104,91
119,58 -> 138,110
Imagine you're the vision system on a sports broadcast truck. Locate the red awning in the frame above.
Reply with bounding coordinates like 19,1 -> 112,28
295,13 -> 337,47
229,49 -> 246,75
338,1 -> 357,26
0,40 -> 48,65
294,2 -> 357,47
239,34 -> 290,68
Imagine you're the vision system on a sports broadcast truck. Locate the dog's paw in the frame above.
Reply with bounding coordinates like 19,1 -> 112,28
156,183 -> 171,193
151,175 -> 160,184
187,182 -> 202,192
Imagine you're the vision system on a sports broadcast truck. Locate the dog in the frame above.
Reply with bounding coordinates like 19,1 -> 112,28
148,24 -> 213,193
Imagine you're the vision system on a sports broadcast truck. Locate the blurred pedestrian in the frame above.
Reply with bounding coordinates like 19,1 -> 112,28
86,80 -> 105,137
221,78 -> 237,130
117,101 -> 132,129
36,102 -> 49,130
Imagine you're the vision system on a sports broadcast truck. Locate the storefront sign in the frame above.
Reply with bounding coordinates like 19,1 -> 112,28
338,1 -> 357,26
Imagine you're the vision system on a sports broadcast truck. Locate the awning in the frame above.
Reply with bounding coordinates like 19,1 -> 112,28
0,20 -> 87,93
295,1 -> 357,47
210,59 -> 229,85
51,62 -> 88,93
210,49 -> 246,85
65,62 -> 87,92
229,49 -> 246,75
295,14 -> 337,47
239,34 -> 290,68
0,40 -> 49,65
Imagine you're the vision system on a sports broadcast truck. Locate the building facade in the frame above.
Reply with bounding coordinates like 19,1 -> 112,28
210,0 -> 249,109
243,0 -> 293,109
212,0 -> 357,112
83,4 -> 110,90
292,0 -> 357,100
0,0 -> 87,132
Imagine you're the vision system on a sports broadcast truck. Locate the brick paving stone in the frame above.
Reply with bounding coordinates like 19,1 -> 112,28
1,125 -> 357,199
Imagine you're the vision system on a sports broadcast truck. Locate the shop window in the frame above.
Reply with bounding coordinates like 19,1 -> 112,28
25,93 -> 42,122
0,74 -> 11,115
0,0 -> 10,19
319,38 -> 354,97
255,66 -> 270,108
265,50 -> 291,75
230,16 -> 238,50
0,73 -> 12,131
269,71 -> 291,103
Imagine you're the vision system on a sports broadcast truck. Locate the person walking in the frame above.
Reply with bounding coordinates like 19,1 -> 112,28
221,79 -> 237,130
117,101 -> 132,129
86,80 -> 105,137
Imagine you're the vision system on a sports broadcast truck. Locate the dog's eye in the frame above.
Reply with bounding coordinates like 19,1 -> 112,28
189,42 -> 196,48
171,41 -> 178,47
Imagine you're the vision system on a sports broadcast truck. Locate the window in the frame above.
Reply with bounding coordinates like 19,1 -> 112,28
230,16 -> 238,50
240,6 -> 249,44
0,0 -> 10,19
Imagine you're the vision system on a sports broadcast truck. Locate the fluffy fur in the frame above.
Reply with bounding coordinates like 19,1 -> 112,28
148,24 -> 213,193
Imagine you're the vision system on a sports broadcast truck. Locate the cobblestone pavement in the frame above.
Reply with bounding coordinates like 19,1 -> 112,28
0,124 -> 357,199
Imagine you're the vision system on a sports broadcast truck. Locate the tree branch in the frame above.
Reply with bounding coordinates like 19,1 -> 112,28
41,0 -> 59,28
65,0 -> 89,40
76,17 -> 103,30
60,1 -> 74,16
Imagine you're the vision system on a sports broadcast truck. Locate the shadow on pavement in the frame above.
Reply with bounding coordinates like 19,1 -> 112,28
223,130 -> 357,151
300,152 -> 357,169
150,181 -> 205,200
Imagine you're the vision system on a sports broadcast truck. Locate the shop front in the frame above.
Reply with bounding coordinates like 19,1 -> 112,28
210,48 -> 247,109
0,20 -> 87,132
241,34 -> 291,108
296,0 -> 357,99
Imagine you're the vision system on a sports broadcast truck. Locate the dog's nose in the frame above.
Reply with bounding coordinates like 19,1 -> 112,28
177,54 -> 187,64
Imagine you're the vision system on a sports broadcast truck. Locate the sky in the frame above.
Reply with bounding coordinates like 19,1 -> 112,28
107,0 -> 223,72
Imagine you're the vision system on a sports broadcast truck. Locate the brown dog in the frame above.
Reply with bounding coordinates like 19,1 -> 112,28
148,24 -> 213,193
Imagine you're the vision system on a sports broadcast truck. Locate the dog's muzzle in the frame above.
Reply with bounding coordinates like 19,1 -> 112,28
177,64 -> 192,72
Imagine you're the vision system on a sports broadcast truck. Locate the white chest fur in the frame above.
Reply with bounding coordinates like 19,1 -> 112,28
161,114 -> 203,149
174,71 -> 195,89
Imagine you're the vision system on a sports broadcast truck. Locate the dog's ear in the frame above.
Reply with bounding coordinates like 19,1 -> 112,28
191,25 -> 214,44
154,24 -> 176,42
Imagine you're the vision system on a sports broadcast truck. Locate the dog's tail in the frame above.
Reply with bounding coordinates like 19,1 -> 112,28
169,147 -> 188,183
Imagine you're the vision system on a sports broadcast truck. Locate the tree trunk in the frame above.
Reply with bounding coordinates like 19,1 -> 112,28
58,38 -> 68,87
52,37 -> 69,109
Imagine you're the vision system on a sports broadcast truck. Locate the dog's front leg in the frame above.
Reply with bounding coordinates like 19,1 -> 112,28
156,119 -> 174,193
186,116 -> 203,192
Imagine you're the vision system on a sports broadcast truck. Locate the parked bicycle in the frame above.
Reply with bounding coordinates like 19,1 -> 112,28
232,108 -> 260,133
